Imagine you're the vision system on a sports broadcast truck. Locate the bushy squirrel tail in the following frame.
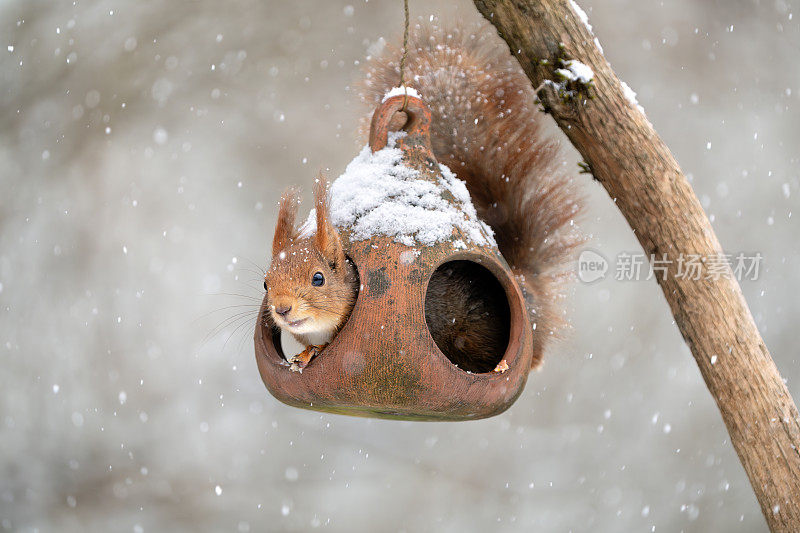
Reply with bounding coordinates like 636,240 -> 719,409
358,21 -> 584,367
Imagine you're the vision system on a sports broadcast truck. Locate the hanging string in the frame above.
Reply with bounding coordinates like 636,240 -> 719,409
398,0 -> 410,111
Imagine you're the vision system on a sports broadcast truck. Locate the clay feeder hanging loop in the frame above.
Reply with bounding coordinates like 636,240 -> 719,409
255,95 -> 535,421
368,94 -> 432,153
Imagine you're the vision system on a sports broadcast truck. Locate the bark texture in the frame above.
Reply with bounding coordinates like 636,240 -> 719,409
471,1 -> 800,530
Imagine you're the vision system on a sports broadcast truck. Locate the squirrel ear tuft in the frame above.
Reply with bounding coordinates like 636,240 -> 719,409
272,188 -> 300,257
314,176 -> 345,268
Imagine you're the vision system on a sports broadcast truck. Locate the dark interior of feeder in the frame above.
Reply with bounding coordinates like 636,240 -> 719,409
270,326 -> 286,361
265,256 -> 361,362
424,260 -> 511,373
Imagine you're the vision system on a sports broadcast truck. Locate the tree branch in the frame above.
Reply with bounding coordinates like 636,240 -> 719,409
472,0 -> 800,530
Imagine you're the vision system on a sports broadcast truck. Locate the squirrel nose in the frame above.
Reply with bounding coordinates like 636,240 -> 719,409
274,304 -> 292,317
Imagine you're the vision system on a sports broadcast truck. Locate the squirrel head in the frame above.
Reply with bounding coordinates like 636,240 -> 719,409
264,178 -> 358,340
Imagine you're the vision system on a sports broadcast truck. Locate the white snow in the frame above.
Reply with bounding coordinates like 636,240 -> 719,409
621,81 -> 646,114
381,86 -> 421,103
595,38 -> 604,54
399,249 -> 420,265
298,132 -> 495,248
556,60 -> 594,84
569,0 -> 592,33
568,1 -> 603,53
153,127 -> 168,145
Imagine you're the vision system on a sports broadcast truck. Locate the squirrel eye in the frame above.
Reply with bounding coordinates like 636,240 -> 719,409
263,280 -> 268,291
311,272 -> 324,287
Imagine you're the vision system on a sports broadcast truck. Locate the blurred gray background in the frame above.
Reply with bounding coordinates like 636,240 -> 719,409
1,0 -> 798,531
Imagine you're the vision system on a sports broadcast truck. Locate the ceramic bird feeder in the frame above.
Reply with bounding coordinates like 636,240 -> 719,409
255,95 -> 535,421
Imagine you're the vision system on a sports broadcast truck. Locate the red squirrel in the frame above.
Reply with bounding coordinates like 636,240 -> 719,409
264,22 -> 582,373
263,179 -> 359,372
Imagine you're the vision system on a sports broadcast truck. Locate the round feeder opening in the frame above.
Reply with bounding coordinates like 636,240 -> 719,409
424,260 -> 511,373
261,255 -> 361,364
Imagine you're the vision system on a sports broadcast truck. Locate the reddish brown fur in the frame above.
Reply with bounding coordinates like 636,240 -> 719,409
272,189 -> 300,258
357,22 -> 584,367
314,178 -> 346,270
265,178 -> 359,351
425,261 -> 511,373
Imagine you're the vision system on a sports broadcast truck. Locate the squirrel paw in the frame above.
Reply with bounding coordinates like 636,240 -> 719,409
492,359 -> 509,374
289,344 -> 327,373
